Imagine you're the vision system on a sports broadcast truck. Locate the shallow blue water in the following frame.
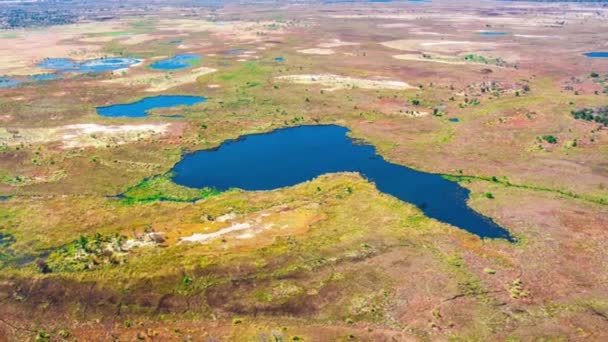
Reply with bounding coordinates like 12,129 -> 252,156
275,57 -> 285,62
478,31 -> 508,36
584,52 -> 608,58
449,118 -> 460,123
97,95 -> 207,118
226,49 -> 246,55
0,77 -> 20,88
149,54 -> 201,70
171,125 -> 513,240
30,73 -> 62,81
38,57 -> 140,73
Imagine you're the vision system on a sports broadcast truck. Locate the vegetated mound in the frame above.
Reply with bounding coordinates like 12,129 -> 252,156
571,107 -> 608,126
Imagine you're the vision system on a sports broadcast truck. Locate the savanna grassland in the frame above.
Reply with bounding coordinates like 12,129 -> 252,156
0,0 -> 607,341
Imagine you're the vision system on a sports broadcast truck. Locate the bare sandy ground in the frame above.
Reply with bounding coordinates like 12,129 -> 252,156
276,74 -> 414,91
318,39 -> 359,48
298,48 -> 335,55
381,39 -> 497,54
393,53 -> 472,65
104,67 -> 217,92
0,123 -> 170,149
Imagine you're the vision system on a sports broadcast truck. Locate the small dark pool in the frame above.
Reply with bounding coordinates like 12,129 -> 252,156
171,125 -> 513,240
97,95 -> 207,118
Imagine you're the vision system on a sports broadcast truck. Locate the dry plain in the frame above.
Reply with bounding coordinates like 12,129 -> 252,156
0,0 -> 607,341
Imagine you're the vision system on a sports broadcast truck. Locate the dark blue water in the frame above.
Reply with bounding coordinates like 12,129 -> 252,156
97,95 -> 207,118
38,57 -> 140,73
478,31 -> 508,36
275,57 -> 285,62
449,118 -> 460,123
171,125 -> 512,240
584,52 -> 608,58
149,54 -> 201,70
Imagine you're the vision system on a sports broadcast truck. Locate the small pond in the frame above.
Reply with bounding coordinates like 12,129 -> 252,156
96,95 -> 207,118
149,54 -> 201,70
0,77 -> 20,88
584,52 -> 608,58
171,125 -> 513,240
38,57 -> 141,73
478,31 -> 508,36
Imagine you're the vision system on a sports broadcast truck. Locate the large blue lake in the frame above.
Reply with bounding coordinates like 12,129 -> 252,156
97,95 -> 207,118
171,125 -> 512,240
584,52 -> 608,58
150,54 -> 200,70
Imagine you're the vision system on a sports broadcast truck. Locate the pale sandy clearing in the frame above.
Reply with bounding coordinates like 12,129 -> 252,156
0,123 -> 170,149
276,74 -> 414,91
180,223 -> 252,243
104,67 -> 217,92
298,48 -> 335,55
318,39 -> 359,48
381,39 -> 497,53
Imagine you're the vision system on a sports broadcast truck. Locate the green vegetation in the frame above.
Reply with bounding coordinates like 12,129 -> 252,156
443,174 -> 607,205
541,135 -> 558,144
571,107 -> 608,126
43,233 -> 128,272
121,175 -> 221,204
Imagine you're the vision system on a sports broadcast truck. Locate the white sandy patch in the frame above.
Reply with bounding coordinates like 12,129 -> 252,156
217,213 -> 237,222
0,123 -> 170,149
514,34 -> 558,39
378,23 -> 413,28
180,222 -> 252,243
394,54 -> 464,65
236,233 -> 255,240
318,39 -> 359,48
276,74 -> 414,91
381,39 -> 497,53
123,232 -> 165,249
298,48 -> 335,55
